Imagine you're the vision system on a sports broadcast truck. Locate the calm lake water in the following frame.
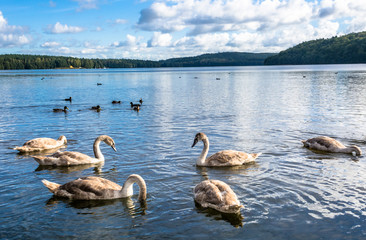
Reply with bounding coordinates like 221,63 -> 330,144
0,65 -> 366,239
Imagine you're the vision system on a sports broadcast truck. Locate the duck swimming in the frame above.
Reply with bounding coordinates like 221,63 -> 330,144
53,106 -> 69,112
91,105 -> 101,111
191,132 -> 261,167
33,135 -> 116,166
194,179 -> 243,213
64,97 -> 72,102
14,135 -> 67,153
130,102 -> 141,108
42,174 -> 146,201
302,136 -> 362,156
112,100 -> 121,104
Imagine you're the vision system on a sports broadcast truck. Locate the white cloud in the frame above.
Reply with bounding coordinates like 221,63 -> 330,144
115,19 -> 128,24
147,32 -> 172,47
0,11 -> 30,47
41,41 -> 60,48
45,22 -> 85,34
72,0 -> 98,11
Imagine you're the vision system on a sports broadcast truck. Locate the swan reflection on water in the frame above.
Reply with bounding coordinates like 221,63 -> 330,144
45,196 -> 147,216
34,163 -> 103,174
194,202 -> 244,228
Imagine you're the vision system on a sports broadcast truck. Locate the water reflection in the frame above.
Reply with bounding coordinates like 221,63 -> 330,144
194,202 -> 244,228
35,163 -> 103,174
46,196 -> 147,216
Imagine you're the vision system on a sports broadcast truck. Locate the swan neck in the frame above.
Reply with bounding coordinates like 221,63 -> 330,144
93,137 -> 104,160
121,175 -> 147,201
197,138 -> 209,166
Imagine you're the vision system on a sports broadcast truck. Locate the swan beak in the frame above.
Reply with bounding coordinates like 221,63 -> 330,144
192,138 -> 198,148
112,145 -> 117,152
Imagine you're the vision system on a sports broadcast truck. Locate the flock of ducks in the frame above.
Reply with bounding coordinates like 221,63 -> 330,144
52,97 -> 143,113
13,131 -> 362,214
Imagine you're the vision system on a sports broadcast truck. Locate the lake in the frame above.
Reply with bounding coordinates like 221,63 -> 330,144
0,65 -> 365,239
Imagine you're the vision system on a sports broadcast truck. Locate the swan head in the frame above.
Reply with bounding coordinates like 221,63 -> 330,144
58,135 -> 67,144
350,145 -> 362,156
192,132 -> 207,147
102,135 -> 117,152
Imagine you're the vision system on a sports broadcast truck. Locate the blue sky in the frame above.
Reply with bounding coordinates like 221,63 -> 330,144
0,0 -> 365,60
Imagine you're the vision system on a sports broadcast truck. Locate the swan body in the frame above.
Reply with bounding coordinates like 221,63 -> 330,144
53,106 -> 69,112
302,136 -> 362,156
14,135 -> 67,153
42,174 -> 146,200
33,135 -> 116,166
191,132 -> 261,166
194,179 -> 243,213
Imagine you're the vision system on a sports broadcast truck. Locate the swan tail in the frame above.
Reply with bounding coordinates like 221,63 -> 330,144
42,179 -> 60,193
251,152 -> 262,159
13,146 -> 28,152
33,156 -> 46,165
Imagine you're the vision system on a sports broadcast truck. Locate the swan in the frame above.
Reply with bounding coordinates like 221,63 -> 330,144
33,135 -> 116,166
302,136 -> 362,156
42,174 -> 146,201
53,106 -> 69,112
191,132 -> 261,166
194,179 -> 243,213
14,135 -> 67,153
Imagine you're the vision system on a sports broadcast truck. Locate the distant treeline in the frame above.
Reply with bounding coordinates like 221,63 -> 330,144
264,31 -> 366,65
0,52 -> 275,70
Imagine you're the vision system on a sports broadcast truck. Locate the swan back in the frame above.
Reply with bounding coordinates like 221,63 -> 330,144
194,179 -> 243,213
302,136 -> 362,156
14,136 -> 67,152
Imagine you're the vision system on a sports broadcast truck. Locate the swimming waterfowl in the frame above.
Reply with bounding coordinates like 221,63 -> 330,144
130,102 -> 141,108
302,136 -> 362,156
194,179 -> 243,213
33,135 -> 116,166
14,135 -> 67,153
112,100 -> 121,104
139,98 -> 143,104
65,97 -> 72,102
53,106 -> 69,112
97,83 -> 102,86
133,105 -> 140,111
191,132 -> 261,166
42,174 -> 146,201
91,105 -> 101,111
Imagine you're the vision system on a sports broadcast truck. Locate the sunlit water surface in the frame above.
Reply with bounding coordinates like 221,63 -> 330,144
0,65 -> 366,239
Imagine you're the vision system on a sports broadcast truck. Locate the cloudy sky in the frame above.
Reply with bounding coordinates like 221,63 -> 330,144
0,0 -> 365,60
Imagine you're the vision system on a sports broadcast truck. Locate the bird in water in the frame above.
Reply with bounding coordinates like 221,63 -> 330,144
53,106 -> 69,112
91,105 -> 101,111
194,179 -> 243,213
64,97 -> 72,102
139,98 -> 143,104
302,136 -> 362,156
13,135 -> 67,153
130,102 -> 141,108
33,135 -> 116,166
42,174 -> 146,201
112,100 -> 121,104
133,105 -> 140,111
191,132 -> 261,167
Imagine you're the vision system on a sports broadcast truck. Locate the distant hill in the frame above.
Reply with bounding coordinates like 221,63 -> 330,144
0,52 -> 276,70
159,52 -> 276,67
264,31 -> 366,65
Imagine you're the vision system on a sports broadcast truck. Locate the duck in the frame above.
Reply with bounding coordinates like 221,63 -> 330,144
133,105 -> 140,111
14,135 -> 67,153
41,174 -> 146,201
112,100 -> 121,104
64,97 -> 72,102
302,136 -> 362,156
53,106 -> 69,112
139,98 -> 143,104
91,105 -> 101,111
97,83 -> 102,86
33,135 -> 116,166
191,132 -> 261,167
194,179 -> 243,213
130,102 -> 141,108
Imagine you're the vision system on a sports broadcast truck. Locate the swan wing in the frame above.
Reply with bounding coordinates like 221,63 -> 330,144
56,177 -> 122,200
194,180 -> 223,206
35,151 -> 99,166
303,136 -> 345,150
206,150 -> 257,166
